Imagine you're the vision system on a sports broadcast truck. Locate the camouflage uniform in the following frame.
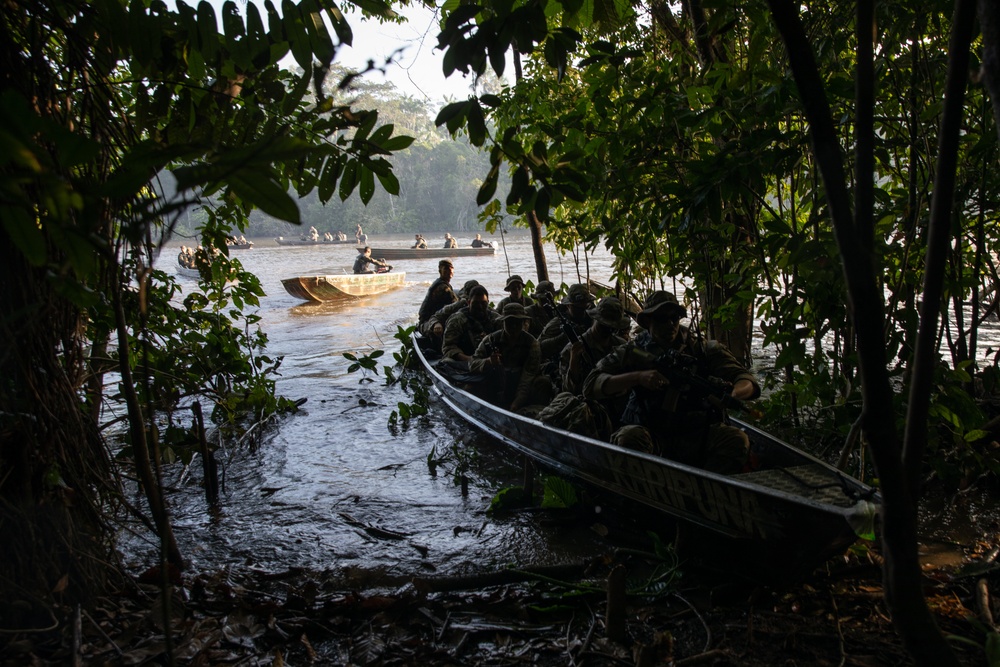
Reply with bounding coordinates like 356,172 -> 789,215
443,305 -> 500,360
559,296 -> 631,395
538,283 -> 596,361
470,304 -> 552,411
583,293 -> 759,475
525,281 -> 556,338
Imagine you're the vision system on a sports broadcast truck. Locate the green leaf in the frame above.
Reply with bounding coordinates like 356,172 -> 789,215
229,170 -> 300,223
1,205 -> 46,266
541,476 -> 578,508
359,165 -> 375,203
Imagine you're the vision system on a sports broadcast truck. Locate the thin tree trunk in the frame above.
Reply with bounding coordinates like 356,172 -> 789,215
766,1 -> 963,664
111,271 -> 184,569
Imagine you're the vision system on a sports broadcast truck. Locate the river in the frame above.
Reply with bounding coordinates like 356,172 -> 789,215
122,231 -> 993,578
127,232 -> 625,579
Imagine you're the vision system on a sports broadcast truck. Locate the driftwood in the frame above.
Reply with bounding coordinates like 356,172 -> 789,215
411,561 -> 593,594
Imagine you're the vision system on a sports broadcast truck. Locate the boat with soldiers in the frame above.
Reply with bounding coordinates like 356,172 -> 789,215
275,236 -> 357,246
412,337 -> 880,579
281,272 -> 406,302
359,244 -> 497,260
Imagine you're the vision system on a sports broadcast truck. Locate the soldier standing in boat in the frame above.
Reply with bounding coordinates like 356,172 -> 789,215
583,291 -> 760,474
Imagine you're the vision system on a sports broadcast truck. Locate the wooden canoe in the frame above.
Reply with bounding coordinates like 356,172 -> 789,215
281,272 -> 406,301
413,338 -> 880,578
359,245 -> 497,260
274,236 -> 357,246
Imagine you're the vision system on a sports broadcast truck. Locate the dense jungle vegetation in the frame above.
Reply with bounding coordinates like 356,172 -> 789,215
4,0 -> 1000,664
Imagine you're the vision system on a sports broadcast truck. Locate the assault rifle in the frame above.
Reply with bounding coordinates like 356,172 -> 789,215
540,292 -> 594,365
626,346 -> 746,415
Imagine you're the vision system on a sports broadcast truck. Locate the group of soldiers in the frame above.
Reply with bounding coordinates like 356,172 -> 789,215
418,260 -> 761,475
177,245 -> 213,270
411,233 -> 489,249
306,226 -> 349,242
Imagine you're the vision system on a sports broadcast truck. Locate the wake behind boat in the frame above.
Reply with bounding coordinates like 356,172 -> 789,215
413,337 -> 879,579
360,244 -> 497,260
282,271 -> 405,302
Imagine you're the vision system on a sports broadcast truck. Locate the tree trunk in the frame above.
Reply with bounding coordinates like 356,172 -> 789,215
766,0 -> 964,663
527,211 -> 549,282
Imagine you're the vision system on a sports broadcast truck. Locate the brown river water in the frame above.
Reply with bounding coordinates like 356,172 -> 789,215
118,232 -> 997,578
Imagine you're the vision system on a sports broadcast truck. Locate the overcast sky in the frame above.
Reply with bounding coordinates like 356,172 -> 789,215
337,4 -> 484,102
166,1 -> 489,102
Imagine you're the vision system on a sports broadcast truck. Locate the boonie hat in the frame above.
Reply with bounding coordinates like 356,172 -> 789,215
560,283 -> 596,306
533,280 -> 555,297
457,279 -> 480,298
438,258 -> 453,268
587,296 -> 631,330
500,303 -> 532,321
504,275 -> 524,291
636,291 -> 686,327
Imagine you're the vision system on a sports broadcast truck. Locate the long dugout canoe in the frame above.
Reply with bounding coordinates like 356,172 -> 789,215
413,338 -> 880,580
360,245 -> 497,260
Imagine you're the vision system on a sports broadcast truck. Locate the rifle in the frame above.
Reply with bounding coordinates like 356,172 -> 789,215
654,347 -> 746,413
540,292 -> 594,365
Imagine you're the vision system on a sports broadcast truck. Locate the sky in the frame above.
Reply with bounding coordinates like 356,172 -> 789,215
337,4 -> 485,102
167,1 -> 489,103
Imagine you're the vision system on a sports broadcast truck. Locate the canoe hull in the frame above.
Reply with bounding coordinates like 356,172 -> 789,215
360,246 -> 496,260
414,340 -> 879,577
281,273 -> 406,301
275,237 -> 356,246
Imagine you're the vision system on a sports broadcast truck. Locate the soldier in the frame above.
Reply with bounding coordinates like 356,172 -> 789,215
538,283 -> 595,362
353,246 -> 388,274
525,280 -> 556,338
496,275 -> 526,313
442,285 -> 500,362
444,233 -> 457,248
469,303 -> 553,413
559,296 -> 631,395
471,233 -> 487,248
583,291 -> 759,474
418,259 -> 458,339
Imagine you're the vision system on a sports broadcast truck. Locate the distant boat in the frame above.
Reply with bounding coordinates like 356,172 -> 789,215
281,272 -> 406,302
227,241 -> 253,249
177,264 -> 201,278
360,244 -> 497,260
275,236 -> 356,246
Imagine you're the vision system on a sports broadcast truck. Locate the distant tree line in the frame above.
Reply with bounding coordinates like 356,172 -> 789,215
172,65 -> 508,240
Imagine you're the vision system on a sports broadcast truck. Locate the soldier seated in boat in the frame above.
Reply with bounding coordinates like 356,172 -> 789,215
560,296 -> 631,396
538,283 -> 596,363
441,285 -> 500,364
353,246 -> 388,274
525,280 -> 555,338
471,233 -> 487,248
308,226 -> 319,241
412,234 -> 428,249
336,230 -> 347,241
443,233 -> 457,248
496,275 -> 526,313
469,303 -> 554,414
323,232 -> 333,241
583,291 -> 760,475
418,259 -> 458,345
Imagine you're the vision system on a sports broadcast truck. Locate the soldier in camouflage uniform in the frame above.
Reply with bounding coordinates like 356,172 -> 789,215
418,259 -> 457,340
538,283 -> 595,362
525,280 -> 556,338
442,285 -> 500,362
559,296 -> 631,395
470,303 -> 553,413
583,291 -> 759,474
496,275 -> 526,313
